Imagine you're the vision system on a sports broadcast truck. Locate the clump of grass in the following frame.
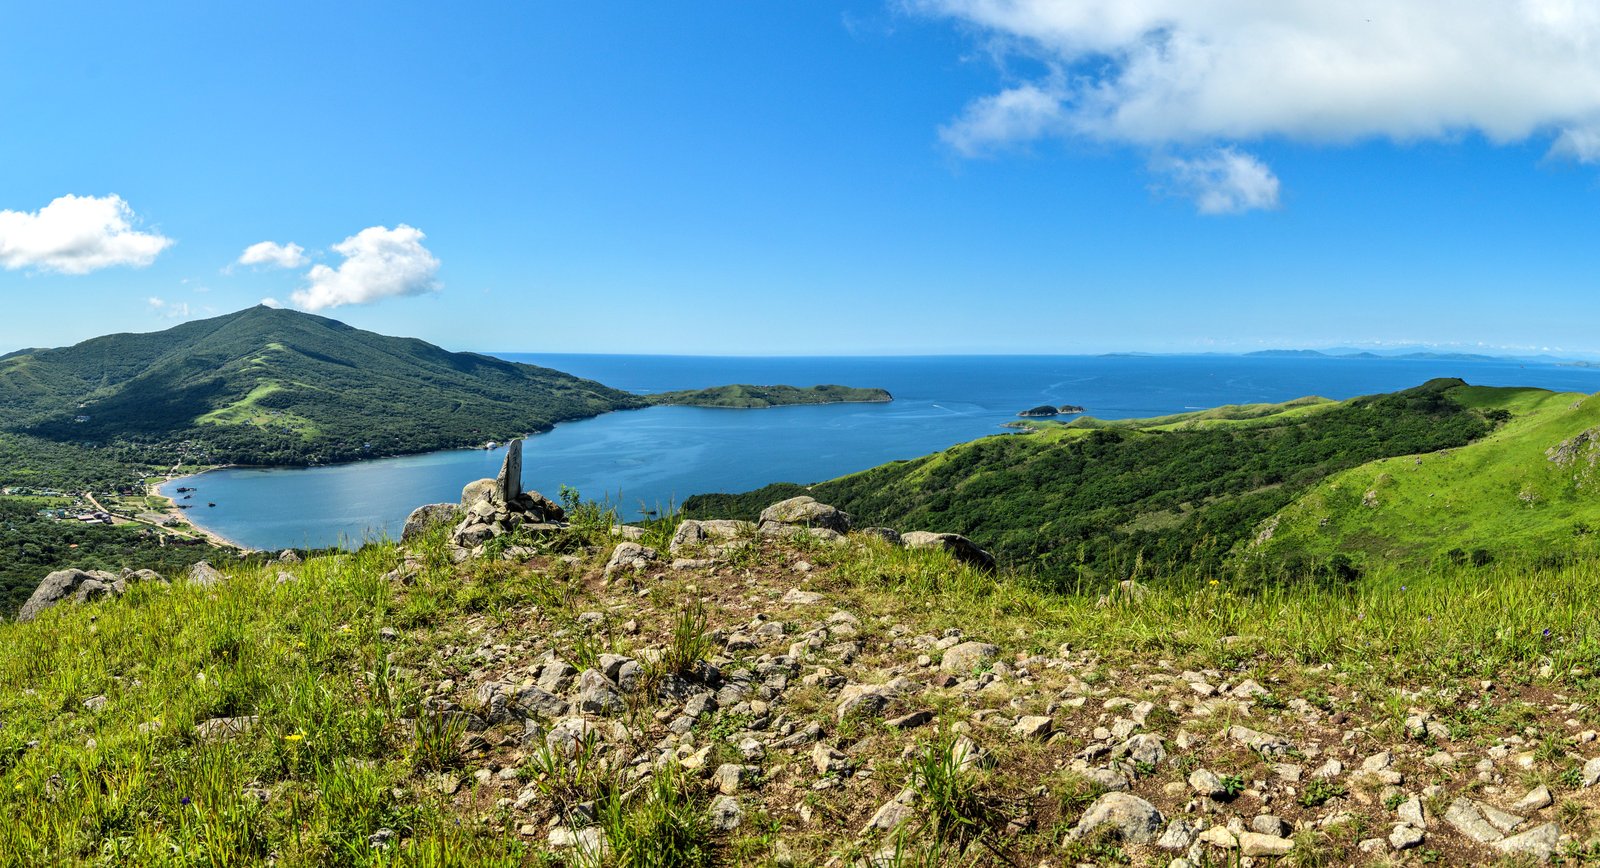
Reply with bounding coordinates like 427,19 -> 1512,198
412,711 -> 468,772
595,764 -> 712,866
909,732 -> 990,852
660,601 -> 713,676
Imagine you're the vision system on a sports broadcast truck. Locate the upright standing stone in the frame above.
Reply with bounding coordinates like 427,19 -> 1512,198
494,439 -> 523,506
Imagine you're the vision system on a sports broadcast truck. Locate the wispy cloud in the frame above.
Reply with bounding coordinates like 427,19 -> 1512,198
0,194 -> 172,274
1155,148 -> 1280,215
146,297 -> 191,319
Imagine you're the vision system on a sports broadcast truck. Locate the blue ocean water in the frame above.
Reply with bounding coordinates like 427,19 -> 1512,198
162,354 -> 1600,550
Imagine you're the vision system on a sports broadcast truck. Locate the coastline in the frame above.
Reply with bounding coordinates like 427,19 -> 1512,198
147,472 -> 256,551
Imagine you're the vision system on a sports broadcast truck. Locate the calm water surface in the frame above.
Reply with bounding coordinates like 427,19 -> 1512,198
162,355 -> 1600,550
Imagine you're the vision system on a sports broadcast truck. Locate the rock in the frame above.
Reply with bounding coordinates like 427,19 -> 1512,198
670,519 -> 755,553
193,716 -> 257,742
1013,715 -> 1054,740
494,439 -> 523,506
1493,822 -> 1559,861
858,527 -> 902,545
886,710 -> 933,730
1389,824 -> 1425,851
812,743 -> 849,775
1444,798 -> 1510,843
899,531 -> 997,572
83,694 -> 109,712
17,569 -> 120,622
940,641 -> 999,675
1156,818 -> 1197,851
402,503 -> 459,542
864,791 -> 918,833
1398,796 -> 1426,829
1197,826 -> 1237,849
1238,832 -> 1294,857
1070,792 -> 1163,844
548,826 -> 604,852
712,764 -> 748,795
574,669 -> 624,715
1188,769 -> 1226,798
836,685 -> 889,721
545,717 -> 599,758
1226,724 -> 1291,757
1252,815 -> 1290,837
758,496 -> 850,536
1582,756 -> 1600,787
603,542 -> 657,579
1115,733 -> 1166,766
460,478 -> 496,508
707,795 -> 742,831
188,561 -> 224,586
781,588 -> 825,606
1514,785 -> 1553,812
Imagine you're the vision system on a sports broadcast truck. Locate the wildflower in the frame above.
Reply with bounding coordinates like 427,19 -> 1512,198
284,732 -> 305,744
1208,579 -> 1219,586
1543,628 -> 1552,638
181,796 -> 191,806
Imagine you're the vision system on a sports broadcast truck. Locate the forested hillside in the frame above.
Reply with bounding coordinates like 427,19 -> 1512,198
0,306 -> 645,474
686,379 -> 1504,582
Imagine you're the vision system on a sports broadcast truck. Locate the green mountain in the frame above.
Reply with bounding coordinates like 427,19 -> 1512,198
684,379 -> 1600,582
645,384 -> 892,409
0,306 -> 644,470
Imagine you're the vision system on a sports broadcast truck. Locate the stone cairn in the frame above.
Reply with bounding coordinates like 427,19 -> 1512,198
402,439 -> 568,559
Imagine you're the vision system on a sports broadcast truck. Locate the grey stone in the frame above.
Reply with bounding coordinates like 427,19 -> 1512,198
1013,715 -> 1054,739
1188,769 -> 1226,798
1583,756 -> 1600,787
863,790 -> 918,833
900,531 -> 997,572
1156,818 -> 1197,851
603,542 -> 657,578
1070,792 -> 1163,844
1252,815 -> 1290,837
940,641 -> 999,674
402,503 -> 459,542
494,439 -> 523,506
708,795 -> 742,831
193,715 -> 257,742
711,763 -> 748,795
1226,724 -> 1292,757
1493,822 -> 1559,861
781,588 -> 825,606
1398,796 -> 1427,829
1389,824 -> 1425,851
1514,785 -> 1553,812
1238,832 -> 1294,857
18,569 -> 117,621
758,496 -> 850,535
812,743 -> 849,775
83,694 -> 109,712
460,478 -> 495,508
858,527 -> 902,545
1444,798 -> 1507,843
1115,733 -> 1166,766
574,669 -> 624,715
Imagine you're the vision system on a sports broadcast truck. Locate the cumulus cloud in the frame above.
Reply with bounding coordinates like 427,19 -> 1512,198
0,194 -> 173,274
289,225 -> 440,312
913,1 -> 1600,203
1156,148 -> 1280,214
237,240 -> 308,269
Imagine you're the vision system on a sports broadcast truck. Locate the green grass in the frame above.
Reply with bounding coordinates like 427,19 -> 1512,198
195,380 -> 321,438
1257,385 -> 1600,565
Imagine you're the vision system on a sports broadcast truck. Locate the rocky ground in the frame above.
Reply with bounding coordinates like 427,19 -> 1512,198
361,492 -> 1600,866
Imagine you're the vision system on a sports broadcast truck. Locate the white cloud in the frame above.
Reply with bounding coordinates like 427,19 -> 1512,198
289,224 -> 440,312
1157,148 -> 1280,214
0,194 -> 173,274
146,297 -> 192,319
260,297 -> 283,309
913,0 -> 1600,191
237,240 -> 308,269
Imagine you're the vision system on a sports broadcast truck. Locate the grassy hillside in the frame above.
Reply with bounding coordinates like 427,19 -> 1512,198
1251,385 -> 1600,566
3,506 -> 1600,865
0,306 -> 644,474
644,384 -> 891,409
687,379 -> 1495,583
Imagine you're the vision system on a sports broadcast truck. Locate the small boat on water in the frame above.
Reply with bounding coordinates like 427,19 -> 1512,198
182,494 -> 192,500
207,502 -> 216,507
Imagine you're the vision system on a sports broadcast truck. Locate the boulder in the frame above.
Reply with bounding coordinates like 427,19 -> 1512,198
402,503 -> 459,542
900,531 -> 997,572
858,527 -> 902,545
1071,792 -> 1163,843
188,561 -> 224,586
18,569 -> 122,621
758,496 -> 850,536
603,542 -> 657,578
669,519 -> 755,553
460,478 -> 496,508
940,641 -> 999,674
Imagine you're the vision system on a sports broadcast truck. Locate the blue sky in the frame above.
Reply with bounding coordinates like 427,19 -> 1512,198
3,1 -> 1600,356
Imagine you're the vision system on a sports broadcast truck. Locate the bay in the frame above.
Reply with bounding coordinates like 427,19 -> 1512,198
161,354 -> 1600,550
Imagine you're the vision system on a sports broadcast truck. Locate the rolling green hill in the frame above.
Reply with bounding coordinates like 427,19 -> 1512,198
0,306 -> 645,471
685,379 -> 1544,583
1249,385 -> 1600,567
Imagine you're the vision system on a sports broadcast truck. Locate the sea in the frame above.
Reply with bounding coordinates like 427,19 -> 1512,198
160,354 -> 1600,551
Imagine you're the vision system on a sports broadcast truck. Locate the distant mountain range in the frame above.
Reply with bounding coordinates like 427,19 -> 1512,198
1104,347 -> 1595,364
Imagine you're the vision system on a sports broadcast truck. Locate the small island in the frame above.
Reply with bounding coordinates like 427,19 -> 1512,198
645,384 -> 892,409
1017,403 -> 1086,418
